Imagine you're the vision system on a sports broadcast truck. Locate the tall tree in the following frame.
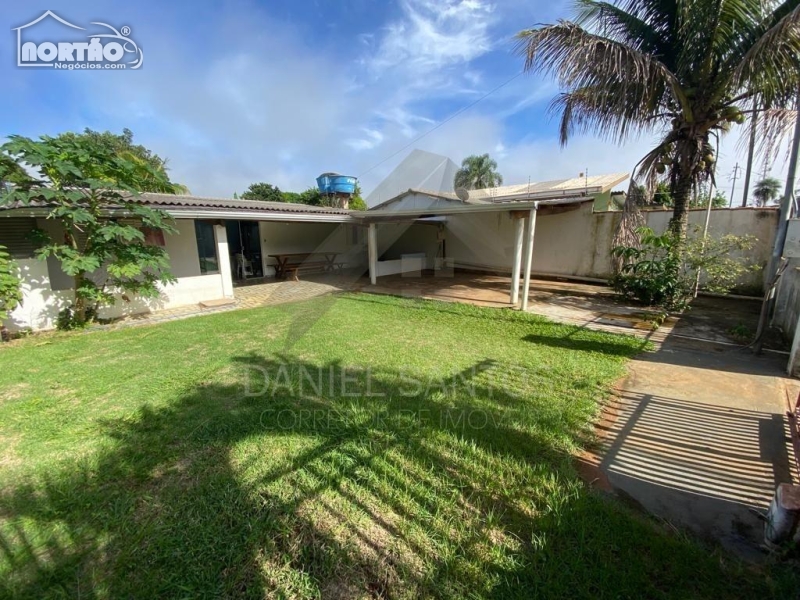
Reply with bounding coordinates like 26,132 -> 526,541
454,154 -> 503,190
57,128 -> 189,194
241,182 -> 284,203
753,176 -> 782,206
0,134 -> 181,327
517,0 -> 800,238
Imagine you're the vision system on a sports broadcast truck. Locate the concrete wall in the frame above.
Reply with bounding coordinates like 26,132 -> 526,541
775,257 -> 800,335
441,205 -> 776,289
3,218 -> 226,332
444,203 -> 621,278
774,256 -> 800,377
258,221 -> 365,277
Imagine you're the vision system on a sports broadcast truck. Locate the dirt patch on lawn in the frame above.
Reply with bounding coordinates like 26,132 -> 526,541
0,432 -> 22,470
0,382 -> 31,404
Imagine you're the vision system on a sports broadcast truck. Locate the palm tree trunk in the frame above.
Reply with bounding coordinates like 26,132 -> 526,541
669,164 -> 693,239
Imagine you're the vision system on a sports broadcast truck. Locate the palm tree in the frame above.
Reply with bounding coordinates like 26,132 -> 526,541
454,154 -> 503,190
753,176 -> 782,206
516,0 -> 800,238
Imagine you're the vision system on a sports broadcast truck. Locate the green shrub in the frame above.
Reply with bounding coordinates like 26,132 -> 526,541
611,228 -> 690,311
611,226 -> 757,311
0,244 -> 22,322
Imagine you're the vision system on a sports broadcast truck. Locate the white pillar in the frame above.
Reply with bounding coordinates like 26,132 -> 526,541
215,224 -> 234,299
368,223 -> 378,285
510,216 -> 525,304
520,206 -> 538,311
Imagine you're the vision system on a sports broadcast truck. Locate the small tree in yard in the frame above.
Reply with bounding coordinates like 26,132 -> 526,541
0,134 -> 182,328
612,226 -> 757,311
0,244 -> 22,340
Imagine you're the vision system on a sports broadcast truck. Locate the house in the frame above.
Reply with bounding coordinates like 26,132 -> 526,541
0,194 -> 361,331
0,168 -> 635,331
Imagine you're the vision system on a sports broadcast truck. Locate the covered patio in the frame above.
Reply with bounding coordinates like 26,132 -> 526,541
357,270 -> 670,340
362,196 -> 599,311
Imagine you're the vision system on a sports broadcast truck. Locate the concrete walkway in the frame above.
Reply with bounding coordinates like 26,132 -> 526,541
580,297 -> 799,559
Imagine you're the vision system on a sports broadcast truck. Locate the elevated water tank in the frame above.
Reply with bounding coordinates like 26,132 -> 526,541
316,172 -> 357,195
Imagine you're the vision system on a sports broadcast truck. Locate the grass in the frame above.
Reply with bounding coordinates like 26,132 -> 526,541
0,292 -> 795,598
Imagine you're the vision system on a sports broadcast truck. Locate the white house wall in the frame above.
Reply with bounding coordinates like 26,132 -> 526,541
6,258 -> 73,331
258,221 -> 365,276
4,218 -> 226,332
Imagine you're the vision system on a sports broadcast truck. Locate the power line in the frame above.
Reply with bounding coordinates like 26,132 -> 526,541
357,71 -> 525,179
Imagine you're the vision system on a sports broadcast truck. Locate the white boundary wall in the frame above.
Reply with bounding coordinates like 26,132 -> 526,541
442,204 -> 777,290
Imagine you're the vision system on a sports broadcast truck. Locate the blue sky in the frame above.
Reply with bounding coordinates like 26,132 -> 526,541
1,1 -> 779,200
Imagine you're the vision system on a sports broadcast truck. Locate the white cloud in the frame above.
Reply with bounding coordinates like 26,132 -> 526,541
58,0 -> 775,204
345,128 -> 385,151
366,0 -> 496,80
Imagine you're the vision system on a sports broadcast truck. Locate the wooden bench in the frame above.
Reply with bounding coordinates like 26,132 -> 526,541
270,252 -> 340,280
284,260 -> 330,281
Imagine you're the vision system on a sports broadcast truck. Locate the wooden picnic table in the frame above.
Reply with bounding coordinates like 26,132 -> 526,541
269,252 -> 340,280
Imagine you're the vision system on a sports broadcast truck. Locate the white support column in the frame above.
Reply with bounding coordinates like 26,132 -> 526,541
215,223 -> 234,299
510,216 -> 525,304
520,206 -> 538,311
368,223 -> 378,285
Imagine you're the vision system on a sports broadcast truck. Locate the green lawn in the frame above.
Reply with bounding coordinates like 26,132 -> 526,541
0,293 -> 794,598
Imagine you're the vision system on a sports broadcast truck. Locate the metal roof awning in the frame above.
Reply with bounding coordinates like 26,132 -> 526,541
356,196 -> 592,223
0,192 -> 358,223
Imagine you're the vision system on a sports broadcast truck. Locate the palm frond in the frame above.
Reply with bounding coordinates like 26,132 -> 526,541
551,85 -> 665,144
755,105 -> 798,167
516,22 -> 680,143
730,1 -> 800,106
574,0 -> 661,50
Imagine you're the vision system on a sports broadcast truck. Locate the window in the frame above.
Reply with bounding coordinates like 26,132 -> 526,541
0,218 -> 39,258
141,227 -> 166,247
194,221 -> 219,274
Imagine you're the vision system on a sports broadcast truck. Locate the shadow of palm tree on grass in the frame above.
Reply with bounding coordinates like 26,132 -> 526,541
1,354 -> 795,599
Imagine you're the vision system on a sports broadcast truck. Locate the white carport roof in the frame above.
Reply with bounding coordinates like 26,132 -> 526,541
464,173 -> 629,203
354,195 -> 592,222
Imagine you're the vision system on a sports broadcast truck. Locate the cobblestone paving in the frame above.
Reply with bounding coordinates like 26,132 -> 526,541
92,277 -> 358,331
235,279 -> 353,309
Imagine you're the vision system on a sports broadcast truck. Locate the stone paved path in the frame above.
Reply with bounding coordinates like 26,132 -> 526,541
93,278 -> 355,331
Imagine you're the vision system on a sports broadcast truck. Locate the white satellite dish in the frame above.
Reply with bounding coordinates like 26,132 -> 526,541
455,187 -> 470,202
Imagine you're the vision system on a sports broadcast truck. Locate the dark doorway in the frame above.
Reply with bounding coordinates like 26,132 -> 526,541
225,220 -> 263,280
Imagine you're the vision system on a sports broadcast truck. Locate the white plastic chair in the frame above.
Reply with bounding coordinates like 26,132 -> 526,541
235,254 -> 254,279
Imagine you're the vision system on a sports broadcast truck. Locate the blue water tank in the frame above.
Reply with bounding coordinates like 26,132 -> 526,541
316,173 -> 357,195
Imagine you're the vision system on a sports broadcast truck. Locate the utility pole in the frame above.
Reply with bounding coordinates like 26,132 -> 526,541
729,163 -> 742,208
742,98 -> 758,207
755,89 -> 800,352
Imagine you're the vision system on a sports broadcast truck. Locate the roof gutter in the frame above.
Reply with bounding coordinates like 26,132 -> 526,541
0,206 -> 357,223
163,208 -> 356,223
